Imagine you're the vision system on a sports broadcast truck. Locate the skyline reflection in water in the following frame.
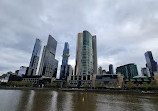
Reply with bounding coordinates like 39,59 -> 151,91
0,89 -> 158,111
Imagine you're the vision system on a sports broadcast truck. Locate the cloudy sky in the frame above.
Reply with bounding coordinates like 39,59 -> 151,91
1,0 -> 158,77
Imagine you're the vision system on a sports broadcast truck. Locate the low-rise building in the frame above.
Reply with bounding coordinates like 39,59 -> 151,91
22,76 -> 52,85
69,75 -> 93,87
69,74 -> 124,88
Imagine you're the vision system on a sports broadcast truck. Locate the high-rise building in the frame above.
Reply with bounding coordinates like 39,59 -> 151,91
75,33 -> 83,75
109,64 -> 114,74
98,67 -> 102,75
116,63 -> 138,79
28,39 -> 42,76
141,67 -> 151,77
60,42 -> 70,79
75,30 -> 98,75
145,51 -> 157,76
38,35 -> 58,77
68,65 -> 73,76
18,66 -> 29,77
53,59 -> 58,78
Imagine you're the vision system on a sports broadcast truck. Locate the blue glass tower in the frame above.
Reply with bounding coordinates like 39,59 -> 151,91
28,38 -> 42,76
60,42 -> 70,79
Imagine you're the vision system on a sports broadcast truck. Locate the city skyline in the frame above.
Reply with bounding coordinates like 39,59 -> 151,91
1,0 -> 158,77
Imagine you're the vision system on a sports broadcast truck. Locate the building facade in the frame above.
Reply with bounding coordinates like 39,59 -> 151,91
109,64 -> 114,74
60,42 -> 70,79
38,35 -> 58,77
75,30 -> 98,75
141,67 -> 151,77
145,51 -> 157,76
98,67 -> 103,75
116,63 -> 138,79
18,66 -> 29,77
28,39 -> 42,76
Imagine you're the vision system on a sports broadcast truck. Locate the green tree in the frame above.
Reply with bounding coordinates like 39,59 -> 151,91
150,81 -> 158,90
45,82 -> 57,88
83,83 -> 89,88
112,82 -> 119,88
140,82 -> 150,90
9,81 -> 31,87
125,82 -> 136,89
95,82 -> 101,88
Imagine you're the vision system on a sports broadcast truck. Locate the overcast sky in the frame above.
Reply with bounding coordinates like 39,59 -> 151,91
0,0 -> 158,77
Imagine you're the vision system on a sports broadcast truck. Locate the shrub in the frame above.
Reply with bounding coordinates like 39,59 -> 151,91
9,81 -> 31,87
83,83 -> 89,88
150,81 -> 158,90
95,82 -> 101,88
125,82 -> 136,89
45,82 -> 57,88
140,82 -> 150,90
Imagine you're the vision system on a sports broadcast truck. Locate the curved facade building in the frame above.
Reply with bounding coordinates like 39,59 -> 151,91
75,30 -> 98,75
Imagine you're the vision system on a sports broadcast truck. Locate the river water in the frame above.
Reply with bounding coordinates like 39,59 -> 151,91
0,89 -> 158,111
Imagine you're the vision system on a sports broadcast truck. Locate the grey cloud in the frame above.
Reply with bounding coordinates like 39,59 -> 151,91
0,0 -> 158,76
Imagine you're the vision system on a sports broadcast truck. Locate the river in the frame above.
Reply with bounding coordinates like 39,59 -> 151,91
0,89 -> 158,111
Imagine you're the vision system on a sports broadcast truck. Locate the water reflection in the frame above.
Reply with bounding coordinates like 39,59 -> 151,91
0,90 -> 158,111
72,92 -> 97,111
16,90 -> 33,111
31,90 -> 52,111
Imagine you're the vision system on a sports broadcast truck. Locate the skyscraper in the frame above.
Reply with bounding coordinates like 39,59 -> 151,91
141,67 -> 150,77
109,64 -> 114,74
98,66 -> 103,75
28,39 -> 42,76
38,35 -> 58,77
75,33 -> 83,75
60,42 -> 70,79
145,51 -> 157,76
116,63 -> 138,79
75,30 -> 98,75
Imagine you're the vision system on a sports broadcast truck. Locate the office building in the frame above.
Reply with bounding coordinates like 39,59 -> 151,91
116,63 -> 138,79
38,35 -> 58,77
18,66 -> 29,77
28,39 -> 42,76
98,67 -> 103,75
52,59 -> 58,78
68,65 -> 73,76
102,70 -> 107,75
75,33 -> 83,75
109,64 -> 114,74
60,42 -> 70,79
75,30 -> 98,75
145,51 -> 157,76
141,67 -> 151,77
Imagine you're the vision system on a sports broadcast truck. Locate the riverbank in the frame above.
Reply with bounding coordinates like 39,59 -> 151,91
1,86 -> 158,94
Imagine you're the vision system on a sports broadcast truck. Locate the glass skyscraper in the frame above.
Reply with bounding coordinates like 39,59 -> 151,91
28,38 -> 42,76
60,42 -> 70,79
75,30 -> 98,75
38,35 -> 58,77
145,51 -> 157,76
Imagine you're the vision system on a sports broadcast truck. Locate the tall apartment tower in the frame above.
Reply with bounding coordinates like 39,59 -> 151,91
28,38 -> 42,76
75,30 -> 98,75
38,35 -> 58,77
145,51 -> 157,76
60,42 -> 70,79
